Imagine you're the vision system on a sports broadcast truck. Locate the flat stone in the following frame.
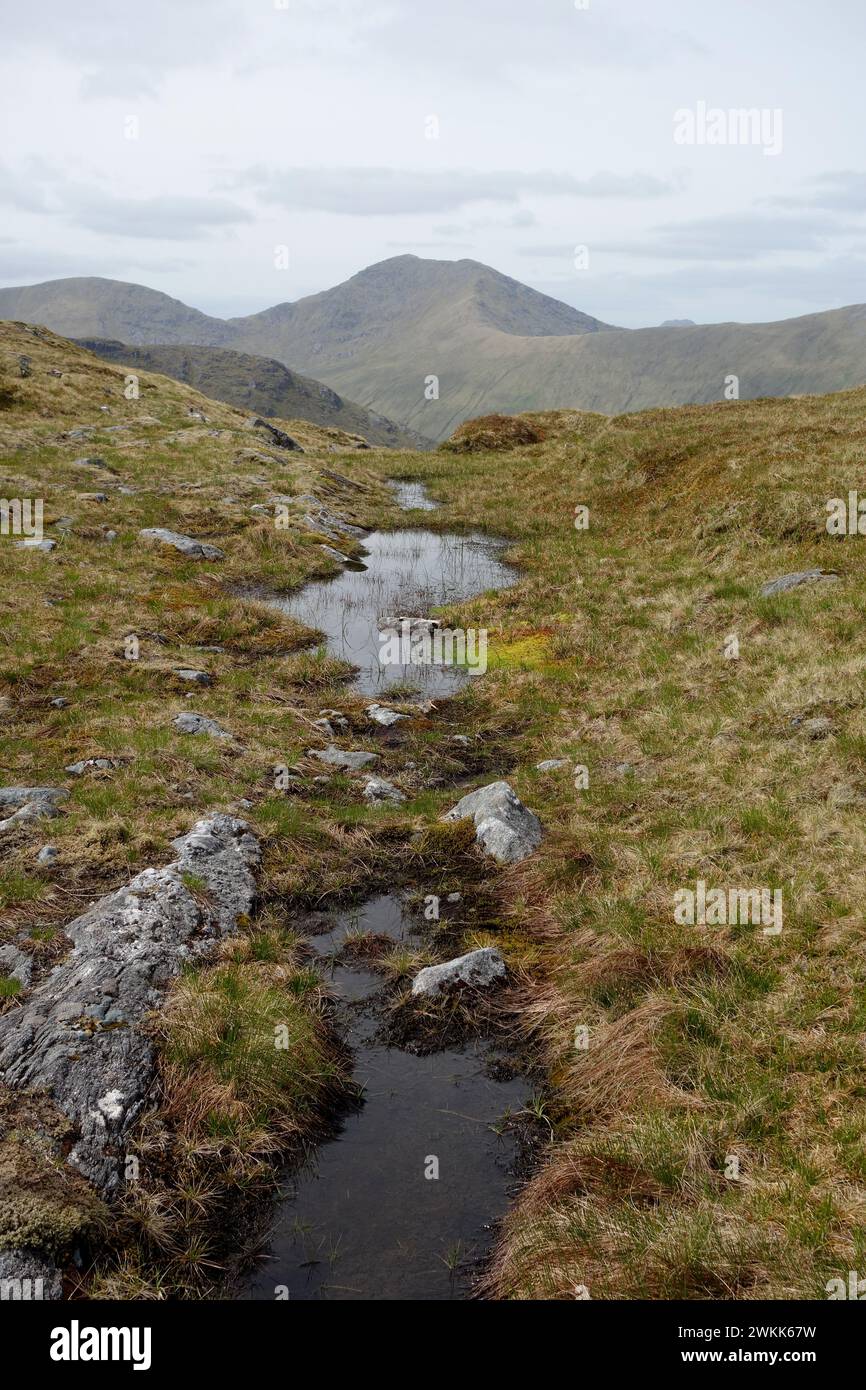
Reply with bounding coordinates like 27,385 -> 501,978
173,669 -> 212,685
411,946 -> 506,998
536,758 -> 570,772
174,712 -> 231,739
442,780 -> 543,864
307,745 -> 378,771
362,776 -> 406,804
65,758 -> 122,776
760,569 -> 839,597
138,528 -> 224,561
14,539 -> 56,552
366,703 -> 406,727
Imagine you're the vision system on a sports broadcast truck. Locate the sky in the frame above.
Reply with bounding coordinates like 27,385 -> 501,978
2,0 -> 865,327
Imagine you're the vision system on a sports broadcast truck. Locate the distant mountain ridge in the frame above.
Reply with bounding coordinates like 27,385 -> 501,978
3,256 -> 866,440
74,338 -> 433,450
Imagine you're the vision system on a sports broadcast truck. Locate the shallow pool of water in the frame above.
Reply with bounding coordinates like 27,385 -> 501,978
239,895 -> 527,1301
269,526 -> 515,698
390,480 -> 440,512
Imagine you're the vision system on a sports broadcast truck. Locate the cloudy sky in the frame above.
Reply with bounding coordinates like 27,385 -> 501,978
2,0 -> 864,326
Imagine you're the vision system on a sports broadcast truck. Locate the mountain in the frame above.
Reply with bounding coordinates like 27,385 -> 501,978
4,257 -> 866,440
660,318 -> 696,327
0,276 -> 233,346
74,339 -> 433,450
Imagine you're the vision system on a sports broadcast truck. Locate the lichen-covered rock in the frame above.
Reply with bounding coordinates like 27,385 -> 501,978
442,780 -> 543,864
411,947 -> 506,997
0,815 -> 260,1194
536,759 -> 569,772
139,528 -> 224,561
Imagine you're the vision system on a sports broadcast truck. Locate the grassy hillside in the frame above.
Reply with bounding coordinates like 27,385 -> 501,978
2,320 -> 866,1299
290,299 -> 866,442
75,338 -> 433,450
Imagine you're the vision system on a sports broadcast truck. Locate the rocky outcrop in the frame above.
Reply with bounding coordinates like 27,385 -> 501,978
245,417 -> 304,452
411,946 -> 506,998
760,569 -> 839,597
442,780 -> 543,864
0,816 -> 260,1194
0,787 -> 68,835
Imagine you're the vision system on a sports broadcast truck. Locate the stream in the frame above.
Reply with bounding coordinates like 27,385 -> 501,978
240,483 -> 528,1301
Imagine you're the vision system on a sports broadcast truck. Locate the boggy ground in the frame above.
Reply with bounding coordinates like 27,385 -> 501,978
2,321 -> 866,1299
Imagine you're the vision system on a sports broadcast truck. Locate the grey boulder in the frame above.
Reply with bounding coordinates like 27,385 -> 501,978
442,780 -> 543,864
366,703 -> 406,727
411,946 -> 506,998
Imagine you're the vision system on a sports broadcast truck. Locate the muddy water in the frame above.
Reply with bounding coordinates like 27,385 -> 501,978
240,896 -> 527,1301
267,497 -> 514,697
